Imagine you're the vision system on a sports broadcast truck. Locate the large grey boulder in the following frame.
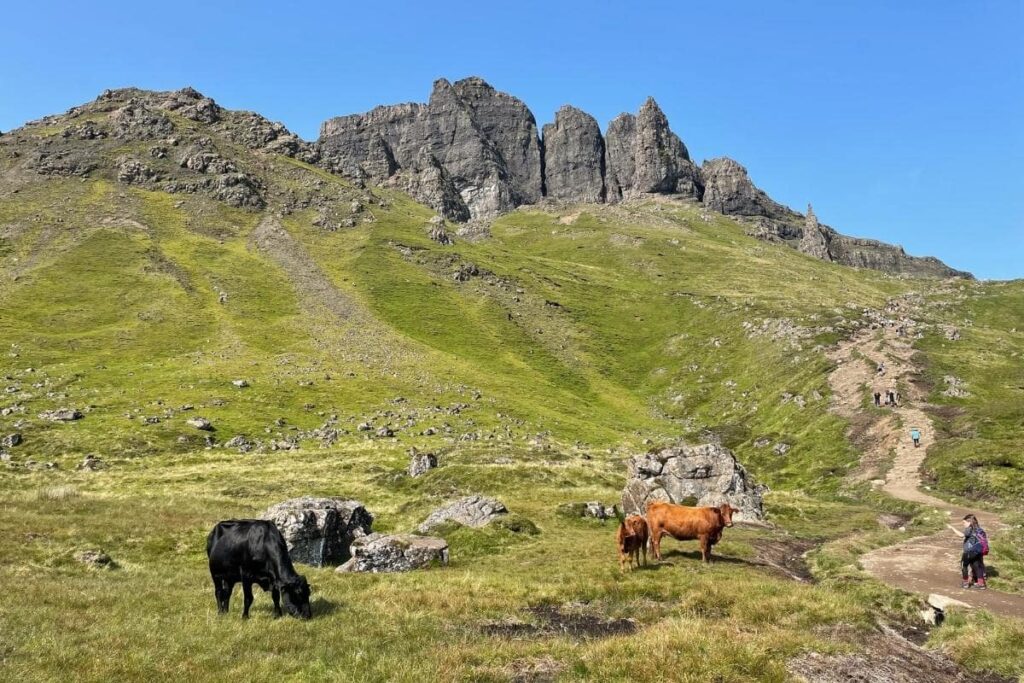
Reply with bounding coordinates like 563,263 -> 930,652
620,443 -> 765,521
605,98 -> 701,202
418,495 -> 507,532
336,533 -> 449,573
262,497 -> 373,566
542,106 -> 605,203
408,449 -> 438,477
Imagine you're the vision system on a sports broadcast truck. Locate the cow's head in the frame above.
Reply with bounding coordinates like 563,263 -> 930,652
280,575 -> 312,619
718,504 -> 736,528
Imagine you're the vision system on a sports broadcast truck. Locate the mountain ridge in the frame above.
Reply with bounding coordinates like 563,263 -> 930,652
1,81 -> 971,279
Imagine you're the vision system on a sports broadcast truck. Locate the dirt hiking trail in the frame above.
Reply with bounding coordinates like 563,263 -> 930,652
828,311 -> 1024,620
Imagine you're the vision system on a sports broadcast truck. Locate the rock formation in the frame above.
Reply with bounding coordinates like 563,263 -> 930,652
605,98 -> 701,202
620,442 -> 765,521
319,77 -> 542,221
799,204 -> 832,261
262,497 -> 374,566
541,106 -> 605,203
417,495 -> 508,532
337,533 -> 449,573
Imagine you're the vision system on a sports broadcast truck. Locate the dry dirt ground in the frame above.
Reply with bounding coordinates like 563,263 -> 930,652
828,321 -> 1024,620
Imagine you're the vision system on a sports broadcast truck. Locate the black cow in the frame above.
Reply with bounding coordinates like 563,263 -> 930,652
206,520 -> 312,619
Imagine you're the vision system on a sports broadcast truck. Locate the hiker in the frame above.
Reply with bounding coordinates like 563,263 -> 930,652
877,362 -> 885,376
887,388 -> 897,406
873,389 -> 882,407
910,428 -> 921,447
952,514 -> 988,589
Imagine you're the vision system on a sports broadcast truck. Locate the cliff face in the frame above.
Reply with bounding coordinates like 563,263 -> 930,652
317,77 -> 969,278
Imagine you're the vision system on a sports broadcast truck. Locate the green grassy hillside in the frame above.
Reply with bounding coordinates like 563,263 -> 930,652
1,91 -> 1021,681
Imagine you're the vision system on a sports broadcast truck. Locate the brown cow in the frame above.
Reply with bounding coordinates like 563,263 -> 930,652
613,506 -> 649,571
646,501 -> 735,563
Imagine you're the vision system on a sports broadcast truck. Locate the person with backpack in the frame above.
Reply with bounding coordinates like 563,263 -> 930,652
910,428 -> 921,447
953,513 -> 989,589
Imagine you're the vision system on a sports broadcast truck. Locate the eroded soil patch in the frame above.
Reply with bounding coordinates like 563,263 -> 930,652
482,604 -> 637,640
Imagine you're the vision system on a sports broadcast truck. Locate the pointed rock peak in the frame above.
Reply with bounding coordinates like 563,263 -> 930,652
639,96 -> 664,114
806,203 -> 818,226
430,78 -> 453,96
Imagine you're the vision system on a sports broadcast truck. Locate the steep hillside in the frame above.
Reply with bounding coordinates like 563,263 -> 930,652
0,88 -> 1020,682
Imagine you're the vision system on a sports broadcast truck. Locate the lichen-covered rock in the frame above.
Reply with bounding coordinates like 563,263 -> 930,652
542,106 -> 605,203
109,102 -> 174,140
418,495 -> 508,532
605,98 -> 701,202
262,497 -> 373,566
620,442 -> 765,521
336,533 -> 449,573
74,549 -> 114,568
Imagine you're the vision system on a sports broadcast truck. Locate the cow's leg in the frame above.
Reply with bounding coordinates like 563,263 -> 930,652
214,577 -> 232,614
700,535 -> 711,563
242,581 -> 254,619
641,540 -> 647,567
650,527 -> 662,561
271,588 -> 282,618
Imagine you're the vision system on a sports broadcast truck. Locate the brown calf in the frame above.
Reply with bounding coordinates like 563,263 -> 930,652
613,506 -> 649,571
646,501 -> 735,563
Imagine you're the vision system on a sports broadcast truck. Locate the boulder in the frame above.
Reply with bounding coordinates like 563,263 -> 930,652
77,454 -> 105,471
262,497 -> 373,566
40,408 -> 82,422
620,442 -> 765,521
186,417 -> 213,431
74,549 -> 114,568
408,449 -> 438,477
418,495 -> 508,532
336,533 -> 449,573
542,106 -> 605,203
2,433 -> 22,448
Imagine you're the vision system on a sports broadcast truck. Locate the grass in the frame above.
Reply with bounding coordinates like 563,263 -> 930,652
1,123 -> 1022,680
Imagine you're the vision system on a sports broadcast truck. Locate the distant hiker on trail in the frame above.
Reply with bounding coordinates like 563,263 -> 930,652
910,428 -> 921,447
950,514 -> 988,589
886,388 -> 897,406
877,362 -> 886,376
873,388 -> 882,406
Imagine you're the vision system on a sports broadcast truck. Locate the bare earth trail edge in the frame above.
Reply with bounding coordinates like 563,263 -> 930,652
827,305 -> 1024,619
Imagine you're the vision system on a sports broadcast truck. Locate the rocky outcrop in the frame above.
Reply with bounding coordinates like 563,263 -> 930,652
337,533 -> 449,573
319,77 -> 542,221
262,497 -> 374,566
418,495 -> 508,532
701,157 -> 792,221
542,106 -> 605,203
799,204 -> 832,261
605,98 -> 701,202
701,158 -> 969,277
620,443 -> 765,521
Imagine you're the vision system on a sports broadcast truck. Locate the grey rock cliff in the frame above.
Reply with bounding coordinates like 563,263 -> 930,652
319,77 -> 542,221
541,106 -> 605,203
605,98 -> 701,202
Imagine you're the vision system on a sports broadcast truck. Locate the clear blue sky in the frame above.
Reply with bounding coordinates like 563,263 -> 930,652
2,1 -> 1021,279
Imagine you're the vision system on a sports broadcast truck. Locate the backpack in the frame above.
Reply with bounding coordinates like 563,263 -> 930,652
977,528 -> 989,556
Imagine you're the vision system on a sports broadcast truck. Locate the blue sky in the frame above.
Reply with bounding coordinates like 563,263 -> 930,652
2,1 -> 1021,279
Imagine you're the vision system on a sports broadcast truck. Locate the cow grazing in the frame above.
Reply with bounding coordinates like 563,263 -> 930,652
613,505 -> 649,572
206,520 -> 312,619
646,501 -> 736,563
